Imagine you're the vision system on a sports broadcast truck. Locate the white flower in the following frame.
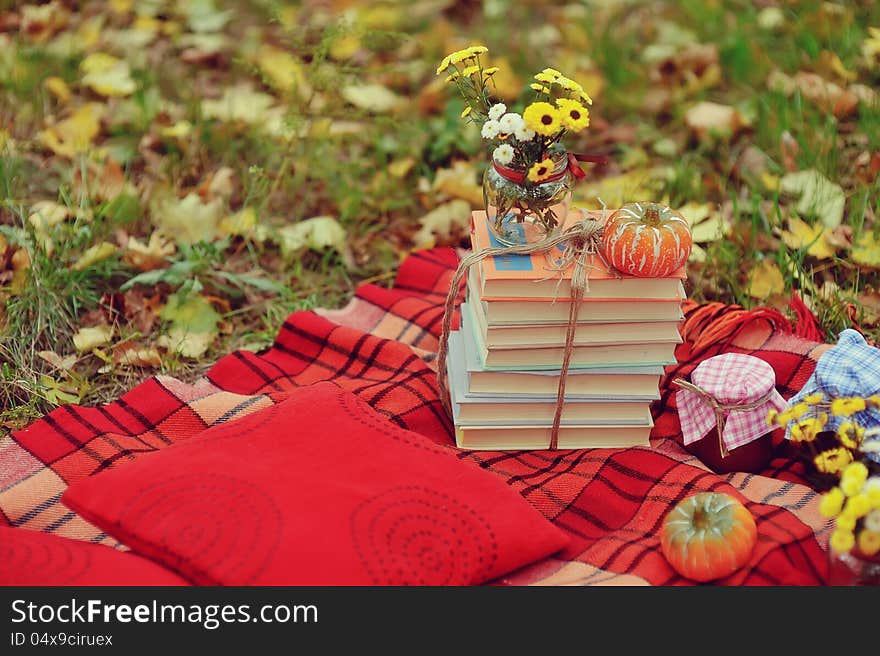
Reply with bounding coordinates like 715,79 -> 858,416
488,103 -> 506,121
492,144 -> 514,166
514,125 -> 536,141
865,509 -> 880,533
481,119 -> 501,139
498,112 -> 524,134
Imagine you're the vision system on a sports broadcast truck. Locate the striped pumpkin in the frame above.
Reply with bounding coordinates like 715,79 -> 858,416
602,202 -> 692,278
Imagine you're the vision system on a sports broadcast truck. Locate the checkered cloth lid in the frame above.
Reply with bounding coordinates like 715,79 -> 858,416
783,329 -> 880,444
676,353 -> 787,453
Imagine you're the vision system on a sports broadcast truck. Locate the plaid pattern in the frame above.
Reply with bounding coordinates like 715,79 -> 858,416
2,247 -> 836,584
784,328 -> 880,440
677,353 -> 788,451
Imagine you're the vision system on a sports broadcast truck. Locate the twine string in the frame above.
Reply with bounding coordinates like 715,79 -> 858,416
436,215 -> 605,450
671,378 -> 776,458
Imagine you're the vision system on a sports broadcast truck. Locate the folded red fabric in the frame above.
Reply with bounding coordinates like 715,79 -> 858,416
0,527 -> 189,586
62,382 -> 569,585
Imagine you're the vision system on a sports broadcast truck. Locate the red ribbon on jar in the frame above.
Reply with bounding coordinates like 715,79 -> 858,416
492,152 -> 608,184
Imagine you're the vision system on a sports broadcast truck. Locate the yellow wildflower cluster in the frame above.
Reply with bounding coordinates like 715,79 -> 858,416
436,47 -> 593,183
770,392 -> 880,557
820,463 -> 880,556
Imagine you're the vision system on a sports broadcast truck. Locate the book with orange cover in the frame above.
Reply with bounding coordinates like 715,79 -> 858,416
470,208 -> 687,300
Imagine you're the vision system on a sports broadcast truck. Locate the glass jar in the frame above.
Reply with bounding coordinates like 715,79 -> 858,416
482,152 -> 572,247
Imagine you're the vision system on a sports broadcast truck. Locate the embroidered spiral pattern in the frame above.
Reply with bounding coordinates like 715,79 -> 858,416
351,486 -> 498,585
118,473 -> 282,585
0,532 -> 91,584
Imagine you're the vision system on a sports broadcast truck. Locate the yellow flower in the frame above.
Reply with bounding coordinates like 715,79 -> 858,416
461,65 -> 480,77
527,158 -> 555,183
466,45 -> 488,55
842,461 -> 869,485
483,67 -> 499,76
831,397 -> 867,417
580,90 -> 593,105
460,106 -> 472,118
533,72 -> 557,84
844,493 -> 871,519
837,421 -> 865,450
819,487 -> 846,518
804,393 -> 824,405
436,55 -> 451,75
523,101 -> 562,136
541,67 -> 561,78
790,417 -> 823,443
830,527 -> 856,553
836,513 -> 857,531
857,529 -> 880,556
449,49 -> 475,65
445,72 -> 460,82
814,447 -> 854,475
556,98 -> 590,131
789,403 -> 810,421
556,76 -> 583,93
842,476 -> 864,497
530,83 -> 551,93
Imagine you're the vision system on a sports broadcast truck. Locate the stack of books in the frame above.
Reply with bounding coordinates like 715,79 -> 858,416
446,208 -> 687,450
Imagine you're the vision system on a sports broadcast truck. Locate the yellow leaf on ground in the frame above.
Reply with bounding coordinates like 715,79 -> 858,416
159,120 -> 193,141
432,160 -> 484,207
684,101 -> 743,141
780,169 -> 845,228
256,45 -> 311,98
341,83 -> 404,113
852,232 -> 880,268
219,207 -> 257,237
573,169 -> 667,210
781,217 -> 836,259
73,325 -> 113,353
277,216 -> 351,265
690,214 -> 731,243
413,200 -> 471,249
28,200 -> 70,232
115,346 -> 162,368
151,192 -> 223,245
124,231 -> 176,271
39,102 -> 104,158
201,83 -> 277,125
158,292 -> 220,359
37,351 -> 77,371
80,52 -> 137,97
43,76 -> 70,103
158,328 -> 215,359
72,241 -> 117,270
746,259 -> 785,299
21,2 -> 70,43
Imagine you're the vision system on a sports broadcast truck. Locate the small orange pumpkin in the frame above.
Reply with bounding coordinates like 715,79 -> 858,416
660,492 -> 757,583
602,201 -> 692,277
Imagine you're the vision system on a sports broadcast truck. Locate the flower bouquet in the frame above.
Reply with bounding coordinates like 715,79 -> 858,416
766,329 -> 880,583
436,46 -> 594,246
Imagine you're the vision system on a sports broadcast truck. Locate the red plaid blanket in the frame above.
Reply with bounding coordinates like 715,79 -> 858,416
2,248 -> 834,585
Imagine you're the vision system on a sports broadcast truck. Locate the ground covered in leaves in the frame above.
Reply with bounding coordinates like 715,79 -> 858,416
1,0 -> 879,435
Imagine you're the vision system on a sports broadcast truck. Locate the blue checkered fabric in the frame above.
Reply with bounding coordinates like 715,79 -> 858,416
784,329 -> 880,442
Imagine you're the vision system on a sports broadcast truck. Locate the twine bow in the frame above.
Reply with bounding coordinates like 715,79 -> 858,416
436,213 -> 606,450
671,378 -> 776,458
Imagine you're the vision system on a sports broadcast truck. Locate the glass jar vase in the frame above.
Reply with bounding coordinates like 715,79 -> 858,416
482,152 -> 572,247
828,548 -> 880,586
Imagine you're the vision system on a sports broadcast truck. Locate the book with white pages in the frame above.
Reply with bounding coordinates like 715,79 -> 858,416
454,327 -> 663,401
446,334 -> 654,426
